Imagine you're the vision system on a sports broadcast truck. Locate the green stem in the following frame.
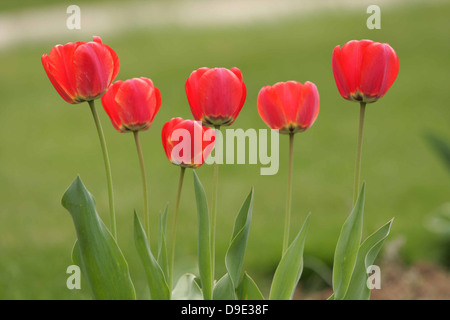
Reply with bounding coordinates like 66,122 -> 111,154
133,131 -> 150,241
353,102 -> 366,205
210,125 -> 220,283
169,166 -> 186,289
283,133 -> 295,254
88,100 -> 117,239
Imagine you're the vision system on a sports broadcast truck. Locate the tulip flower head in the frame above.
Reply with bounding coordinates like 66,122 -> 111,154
101,77 -> 161,133
162,118 -> 215,169
185,67 -> 247,127
41,36 -> 120,104
257,81 -> 320,134
332,39 -> 399,104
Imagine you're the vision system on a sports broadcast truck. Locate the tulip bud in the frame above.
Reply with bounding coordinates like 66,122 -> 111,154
185,67 -> 246,127
257,81 -> 320,134
101,77 -> 161,132
161,118 -> 215,168
41,36 -> 120,104
332,39 -> 399,103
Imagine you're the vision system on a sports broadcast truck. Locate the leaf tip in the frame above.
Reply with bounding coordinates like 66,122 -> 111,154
61,175 -> 92,211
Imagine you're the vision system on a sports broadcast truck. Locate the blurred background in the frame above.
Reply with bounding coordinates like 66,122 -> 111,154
0,0 -> 449,299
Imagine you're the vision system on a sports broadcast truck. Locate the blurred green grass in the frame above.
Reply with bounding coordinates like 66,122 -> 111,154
0,1 -> 449,299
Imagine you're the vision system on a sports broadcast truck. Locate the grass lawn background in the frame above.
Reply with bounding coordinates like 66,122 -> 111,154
0,1 -> 449,299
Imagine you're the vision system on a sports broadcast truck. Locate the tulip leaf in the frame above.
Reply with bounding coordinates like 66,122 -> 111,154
269,213 -> 311,300
237,272 -> 265,300
192,171 -> 213,300
172,273 -> 203,300
71,240 -> 87,292
61,176 -> 136,300
225,188 -> 254,289
213,273 -> 236,300
332,184 -> 365,300
157,204 -> 169,282
133,211 -> 170,300
343,218 -> 394,300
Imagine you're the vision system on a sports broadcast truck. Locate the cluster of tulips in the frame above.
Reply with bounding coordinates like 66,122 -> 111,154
42,36 -> 399,300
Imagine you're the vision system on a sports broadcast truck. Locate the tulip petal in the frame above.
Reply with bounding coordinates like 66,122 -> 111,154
93,36 -> 120,85
229,67 -> 243,82
257,85 -> 287,130
360,43 -> 399,99
231,81 -> 247,122
43,41 -> 84,103
161,117 -> 183,162
229,67 -> 246,121
296,82 -> 320,130
273,81 -> 303,124
152,86 -> 162,122
73,41 -> 115,100
359,42 -> 386,98
197,68 -> 243,120
101,81 -> 124,131
332,45 -> 351,100
42,54 -> 75,104
186,67 -> 210,121
161,117 -> 185,161
378,45 -> 399,97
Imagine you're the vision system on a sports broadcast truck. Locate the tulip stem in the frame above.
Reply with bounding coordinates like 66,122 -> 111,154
169,166 -> 186,290
88,100 -> 117,239
133,131 -> 150,241
283,133 -> 295,254
211,125 -> 220,282
353,102 -> 366,205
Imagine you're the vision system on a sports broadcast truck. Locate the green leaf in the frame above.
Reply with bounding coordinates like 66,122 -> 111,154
157,203 -> 169,281
172,273 -> 203,300
192,171 -> 213,300
269,214 -> 311,300
225,188 -> 254,289
237,272 -> 265,300
133,211 -> 170,300
213,274 -> 236,300
332,184 -> 365,300
61,176 -> 135,300
71,240 -> 87,291
343,218 -> 394,300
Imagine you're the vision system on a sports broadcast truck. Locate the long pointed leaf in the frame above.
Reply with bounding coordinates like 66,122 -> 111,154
269,214 -> 311,300
157,204 -> 169,282
237,272 -> 265,300
225,188 -> 254,289
134,211 -> 170,300
62,176 -> 135,300
332,184 -> 365,300
192,171 -> 213,300
343,218 -> 394,300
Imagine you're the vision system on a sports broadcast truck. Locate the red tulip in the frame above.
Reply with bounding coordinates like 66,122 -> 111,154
332,40 -> 399,103
101,77 -> 161,133
257,81 -> 320,134
42,36 -> 120,104
185,67 -> 246,127
162,118 -> 215,168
